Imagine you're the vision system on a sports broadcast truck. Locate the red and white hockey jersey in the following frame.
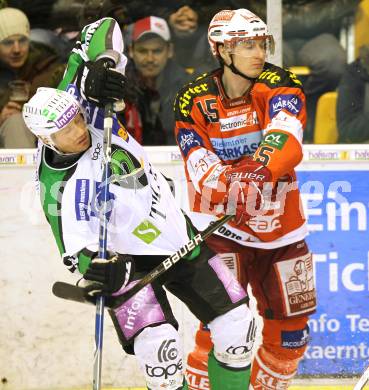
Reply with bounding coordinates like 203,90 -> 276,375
174,63 -> 307,249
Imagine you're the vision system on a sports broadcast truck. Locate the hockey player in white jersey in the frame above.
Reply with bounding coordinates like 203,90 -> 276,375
22,17 -> 256,390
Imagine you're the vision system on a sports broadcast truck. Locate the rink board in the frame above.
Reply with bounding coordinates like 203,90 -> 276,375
70,386 -> 369,390
0,145 -> 369,389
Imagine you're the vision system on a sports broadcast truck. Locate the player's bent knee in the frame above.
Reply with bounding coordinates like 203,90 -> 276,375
262,317 -> 310,372
134,323 -> 184,390
208,304 -> 255,368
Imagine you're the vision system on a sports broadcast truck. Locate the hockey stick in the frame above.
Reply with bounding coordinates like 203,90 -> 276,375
52,214 -> 234,307
354,366 -> 369,390
92,102 -> 114,390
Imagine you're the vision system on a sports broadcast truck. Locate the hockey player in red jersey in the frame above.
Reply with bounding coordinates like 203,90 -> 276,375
174,8 -> 316,390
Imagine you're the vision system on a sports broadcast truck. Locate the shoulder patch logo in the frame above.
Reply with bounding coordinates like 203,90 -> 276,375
177,128 -> 204,157
269,94 -> 302,118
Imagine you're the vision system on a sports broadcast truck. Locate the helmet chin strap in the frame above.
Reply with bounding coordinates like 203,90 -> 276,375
45,141 -> 71,156
222,54 -> 258,81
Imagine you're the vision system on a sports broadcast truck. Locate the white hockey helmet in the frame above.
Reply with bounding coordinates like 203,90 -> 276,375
208,9 -> 274,57
23,87 -> 81,152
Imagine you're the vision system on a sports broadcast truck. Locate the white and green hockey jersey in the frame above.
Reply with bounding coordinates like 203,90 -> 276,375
37,122 -> 191,274
38,17 -> 193,275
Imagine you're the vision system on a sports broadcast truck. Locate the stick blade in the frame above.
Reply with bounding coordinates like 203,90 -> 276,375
52,282 -> 92,304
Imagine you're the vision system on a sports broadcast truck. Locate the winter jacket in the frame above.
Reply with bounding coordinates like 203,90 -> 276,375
337,59 -> 369,143
123,59 -> 191,145
0,42 -> 65,111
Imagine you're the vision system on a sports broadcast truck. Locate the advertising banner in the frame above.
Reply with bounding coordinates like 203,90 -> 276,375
298,169 -> 369,376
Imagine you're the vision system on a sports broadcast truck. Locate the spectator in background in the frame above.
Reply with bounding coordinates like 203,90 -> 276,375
167,1 -> 250,76
0,7 -> 65,148
6,0 -> 83,62
247,0 -> 359,142
168,4 -> 217,75
7,0 -> 57,29
78,0 -> 125,29
31,0 -> 84,62
80,0 -> 176,30
79,0 -> 226,77
123,16 -> 190,145
80,0 -> 224,76
337,44 -> 369,143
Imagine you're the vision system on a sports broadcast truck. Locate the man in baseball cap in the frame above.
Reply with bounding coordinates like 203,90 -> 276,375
129,16 -> 172,79
131,15 -> 171,43
124,16 -> 190,145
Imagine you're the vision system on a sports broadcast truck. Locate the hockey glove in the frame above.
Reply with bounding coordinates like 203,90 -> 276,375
83,253 -> 135,295
76,58 -> 126,106
224,159 -> 272,225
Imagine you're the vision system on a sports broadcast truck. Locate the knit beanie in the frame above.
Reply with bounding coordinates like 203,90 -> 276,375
0,7 -> 30,42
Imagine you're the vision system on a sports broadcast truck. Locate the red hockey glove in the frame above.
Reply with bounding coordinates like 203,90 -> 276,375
224,160 -> 272,225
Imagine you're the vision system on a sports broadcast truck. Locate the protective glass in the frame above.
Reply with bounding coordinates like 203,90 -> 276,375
225,36 -> 275,58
